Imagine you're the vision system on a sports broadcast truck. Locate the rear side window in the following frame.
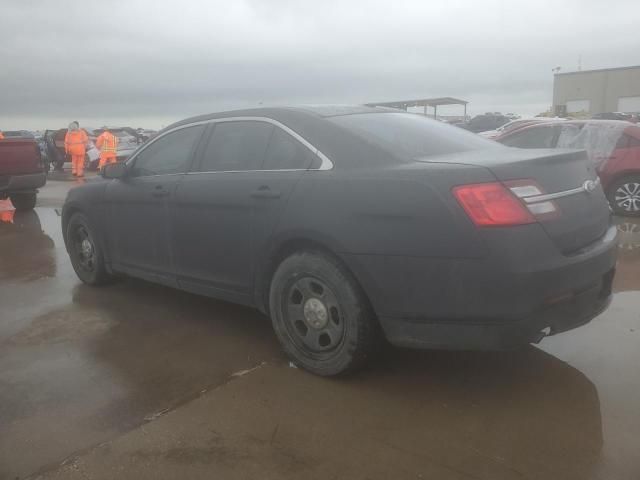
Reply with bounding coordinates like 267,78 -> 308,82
262,128 -> 318,170
330,112 -> 498,158
130,125 -> 204,177
501,125 -> 557,148
198,121 -> 273,172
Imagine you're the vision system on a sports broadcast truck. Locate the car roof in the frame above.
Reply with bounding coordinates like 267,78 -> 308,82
167,105 -> 393,130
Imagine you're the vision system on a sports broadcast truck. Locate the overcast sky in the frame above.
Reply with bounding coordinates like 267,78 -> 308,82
1,0 -> 639,130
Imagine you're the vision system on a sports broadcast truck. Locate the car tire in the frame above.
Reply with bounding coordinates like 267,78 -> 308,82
10,192 -> 37,211
269,250 -> 380,376
607,176 -> 640,216
66,212 -> 113,285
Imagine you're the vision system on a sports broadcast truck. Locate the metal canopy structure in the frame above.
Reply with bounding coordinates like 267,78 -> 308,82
366,96 -> 468,119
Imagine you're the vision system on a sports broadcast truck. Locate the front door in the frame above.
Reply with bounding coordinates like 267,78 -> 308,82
104,124 -> 205,286
173,120 -> 316,304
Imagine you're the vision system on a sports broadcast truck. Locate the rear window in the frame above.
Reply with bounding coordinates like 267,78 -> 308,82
330,112 -> 499,158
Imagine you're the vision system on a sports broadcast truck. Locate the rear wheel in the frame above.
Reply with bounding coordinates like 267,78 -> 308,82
608,176 -> 640,216
269,251 -> 380,376
10,192 -> 37,211
66,212 -> 113,285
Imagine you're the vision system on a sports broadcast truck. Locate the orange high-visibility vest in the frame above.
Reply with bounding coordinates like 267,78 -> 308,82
96,131 -> 118,154
0,132 -> 4,140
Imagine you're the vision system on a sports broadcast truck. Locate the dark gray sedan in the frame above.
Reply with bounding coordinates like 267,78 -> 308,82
62,105 -> 617,375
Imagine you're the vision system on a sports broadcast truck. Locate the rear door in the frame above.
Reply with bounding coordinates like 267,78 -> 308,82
104,124 -> 205,286
172,119 -> 316,304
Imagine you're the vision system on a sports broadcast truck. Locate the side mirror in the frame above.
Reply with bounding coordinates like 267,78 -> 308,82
101,162 -> 128,179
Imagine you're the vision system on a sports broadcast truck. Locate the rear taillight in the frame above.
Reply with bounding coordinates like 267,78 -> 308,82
453,182 -> 535,227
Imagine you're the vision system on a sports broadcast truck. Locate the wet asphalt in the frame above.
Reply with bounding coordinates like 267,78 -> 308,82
1,176 -> 639,479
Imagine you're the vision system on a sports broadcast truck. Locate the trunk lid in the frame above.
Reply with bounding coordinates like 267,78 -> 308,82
418,148 -> 610,254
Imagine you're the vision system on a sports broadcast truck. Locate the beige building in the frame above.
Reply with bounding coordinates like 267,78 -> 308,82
553,65 -> 640,115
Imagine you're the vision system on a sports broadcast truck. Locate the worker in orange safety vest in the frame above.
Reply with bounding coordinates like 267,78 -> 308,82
64,121 -> 88,177
0,130 -> 5,140
95,128 -> 119,169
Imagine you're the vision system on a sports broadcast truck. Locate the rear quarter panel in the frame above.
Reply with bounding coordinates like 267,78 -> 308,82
269,163 -> 493,259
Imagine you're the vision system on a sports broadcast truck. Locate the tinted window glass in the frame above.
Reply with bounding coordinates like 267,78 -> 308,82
263,128 -> 316,170
501,125 -> 556,148
330,112 -> 499,158
130,125 -> 204,177
199,121 -> 273,172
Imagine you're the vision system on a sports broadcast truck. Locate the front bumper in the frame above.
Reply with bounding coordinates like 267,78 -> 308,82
0,172 -> 46,195
341,224 -> 618,350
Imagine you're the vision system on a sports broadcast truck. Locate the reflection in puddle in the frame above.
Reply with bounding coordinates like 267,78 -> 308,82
0,203 -> 56,281
614,217 -> 640,293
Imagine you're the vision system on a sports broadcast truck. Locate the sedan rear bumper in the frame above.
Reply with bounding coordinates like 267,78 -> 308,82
376,269 -> 613,349
341,224 -> 618,350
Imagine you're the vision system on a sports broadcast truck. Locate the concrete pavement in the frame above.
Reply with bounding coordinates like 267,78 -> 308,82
1,177 -> 639,479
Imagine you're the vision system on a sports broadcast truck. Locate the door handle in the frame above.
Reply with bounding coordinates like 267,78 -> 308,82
151,186 -> 170,198
251,186 -> 281,199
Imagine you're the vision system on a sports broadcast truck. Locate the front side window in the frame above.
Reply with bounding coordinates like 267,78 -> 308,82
130,125 -> 204,177
198,121 -> 273,172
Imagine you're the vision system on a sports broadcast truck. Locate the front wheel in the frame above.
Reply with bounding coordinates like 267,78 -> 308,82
608,176 -> 640,216
66,212 -> 113,285
10,192 -> 37,211
269,251 -> 380,376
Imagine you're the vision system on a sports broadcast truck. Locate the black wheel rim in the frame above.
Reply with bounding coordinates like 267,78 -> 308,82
282,276 -> 345,353
72,225 -> 96,272
614,182 -> 640,212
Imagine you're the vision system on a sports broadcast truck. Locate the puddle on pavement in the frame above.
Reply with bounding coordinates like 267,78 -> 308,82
1,183 -> 639,479
614,216 -> 640,293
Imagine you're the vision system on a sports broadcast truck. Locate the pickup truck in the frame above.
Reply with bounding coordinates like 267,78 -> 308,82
0,137 -> 46,210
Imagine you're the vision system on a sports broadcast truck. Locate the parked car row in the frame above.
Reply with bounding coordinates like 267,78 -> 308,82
495,119 -> 640,216
42,126 -> 156,172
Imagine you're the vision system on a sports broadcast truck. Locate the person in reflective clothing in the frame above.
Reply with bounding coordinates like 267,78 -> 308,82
96,128 -> 119,170
64,121 -> 88,177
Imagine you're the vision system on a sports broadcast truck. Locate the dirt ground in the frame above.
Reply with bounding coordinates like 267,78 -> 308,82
1,176 -> 639,479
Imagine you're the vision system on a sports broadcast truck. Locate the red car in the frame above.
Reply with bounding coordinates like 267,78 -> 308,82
496,120 -> 640,216
0,136 -> 46,210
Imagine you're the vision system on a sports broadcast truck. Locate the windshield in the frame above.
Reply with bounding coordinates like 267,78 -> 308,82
331,112 -> 500,158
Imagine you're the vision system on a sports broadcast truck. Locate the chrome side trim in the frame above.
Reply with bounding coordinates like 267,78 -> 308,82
522,177 -> 600,204
209,117 -> 334,171
126,116 -> 334,172
185,168 -> 313,175
125,120 -> 212,167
